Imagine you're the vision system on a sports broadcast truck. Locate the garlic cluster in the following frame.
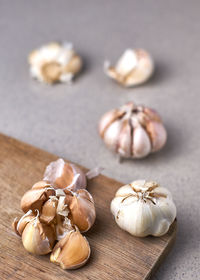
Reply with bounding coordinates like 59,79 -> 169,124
99,102 -> 167,159
28,42 -> 82,84
111,180 -> 176,237
13,159 -> 98,270
104,49 -> 154,87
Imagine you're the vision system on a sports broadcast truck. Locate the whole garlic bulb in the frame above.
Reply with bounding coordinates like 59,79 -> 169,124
111,180 -> 176,237
99,102 -> 167,159
28,42 -> 82,84
104,49 -> 154,87
43,158 -> 87,192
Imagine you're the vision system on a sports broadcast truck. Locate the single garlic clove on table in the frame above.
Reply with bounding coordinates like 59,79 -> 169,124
111,180 -> 176,237
50,228 -> 90,269
43,158 -> 87,192
99,102 -> 167,159
22,217 -> 56,255
104,48 -> 154,87
28,42 -> 82,84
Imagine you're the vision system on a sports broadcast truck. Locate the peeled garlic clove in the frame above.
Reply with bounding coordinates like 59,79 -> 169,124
146,121 -> 167,152
28,42 -> 82,84
50,229 -> 90,269
22,218 -> 56,255
40,197 -> 58,224
111,180 -> 176,237
132,125 -> 151,158
104,49 -> 154,87
21,187 -> 55,213
43,158 -> 87,192
99,102 -> 167,159
65,189 -> 96,232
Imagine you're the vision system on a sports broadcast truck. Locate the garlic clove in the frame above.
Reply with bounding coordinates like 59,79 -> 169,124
98,109 -> 125,138
104,49 -> 154,87
117,119 -> 132,158
132,125 -> 151,158
65,189 -> 96,232
31,180 -> 51,190
40,197 -> 58,224
22,218 -> 56,255
20,187 -> 55,213
12,213 -> 35,236
63,54 -> 82,75
50,229 -> 90,269
103,120 -> 123,152
146,121 -> 167,152
55,215 -> 74,240
43,158 -> 87,192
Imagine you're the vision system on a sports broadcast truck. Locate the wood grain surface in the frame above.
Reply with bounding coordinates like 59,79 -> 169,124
0,133 -> 177,280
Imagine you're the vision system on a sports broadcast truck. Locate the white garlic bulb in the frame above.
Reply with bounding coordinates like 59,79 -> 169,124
104,49 -> 154,87
28,42 -> 82,84
111,180 -> 176,237
99,102 -> 167,159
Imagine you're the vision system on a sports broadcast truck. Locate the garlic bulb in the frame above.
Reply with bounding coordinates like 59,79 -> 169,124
28,42 -> 82,84
99,102 -> 167,159
43,158 -> 87,192
50,228 -> 90,269
111,180 -> 176,237
104,48 -> 154,87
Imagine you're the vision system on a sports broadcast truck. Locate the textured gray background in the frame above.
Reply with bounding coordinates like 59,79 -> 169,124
0,1 -> 199,279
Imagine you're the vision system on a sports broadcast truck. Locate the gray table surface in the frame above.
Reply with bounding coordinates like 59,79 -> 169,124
0,1 -> 199,279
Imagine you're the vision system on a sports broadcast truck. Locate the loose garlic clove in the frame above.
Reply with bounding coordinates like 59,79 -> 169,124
104,49 -> 154,87
65,189 -> 96,232
28,42 -> 82,84
111,180 -> 176,237
99,102 -> 167,159
22,216 -> 56,255
20,185 -> 55,213
43,158 -> 87,192
50,228 -> 90,269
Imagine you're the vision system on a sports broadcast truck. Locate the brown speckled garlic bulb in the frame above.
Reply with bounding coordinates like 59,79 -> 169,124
99,102 -> 167,159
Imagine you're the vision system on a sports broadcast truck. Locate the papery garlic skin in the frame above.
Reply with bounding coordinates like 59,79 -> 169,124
28,42 -> 82,84
104,49 -> 154,87
111,180 -> 176,237
50,228 -> 90,269
99,102 -> 167,159
43,158 -> 87,192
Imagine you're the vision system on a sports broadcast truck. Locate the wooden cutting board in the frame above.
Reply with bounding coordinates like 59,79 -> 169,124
0,133 -> 176,280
